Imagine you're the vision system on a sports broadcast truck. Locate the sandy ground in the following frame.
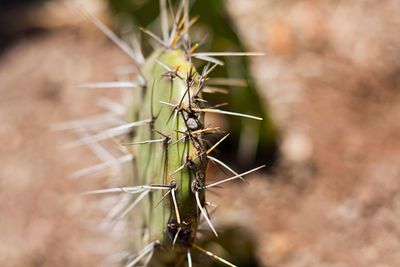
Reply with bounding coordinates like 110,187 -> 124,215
1,0 -> 400,266
0,29 -> 132,266
223,0 -> 400,266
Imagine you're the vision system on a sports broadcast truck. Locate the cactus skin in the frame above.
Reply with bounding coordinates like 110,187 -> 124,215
134,48 -> 206,257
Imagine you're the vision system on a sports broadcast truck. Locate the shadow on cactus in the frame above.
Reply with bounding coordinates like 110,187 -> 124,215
72,0 -> 267,266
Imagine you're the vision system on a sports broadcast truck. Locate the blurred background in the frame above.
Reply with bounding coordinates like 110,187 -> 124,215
1,0 -> 400,266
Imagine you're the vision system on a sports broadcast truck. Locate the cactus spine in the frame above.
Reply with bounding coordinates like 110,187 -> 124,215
135,48 -> 207,254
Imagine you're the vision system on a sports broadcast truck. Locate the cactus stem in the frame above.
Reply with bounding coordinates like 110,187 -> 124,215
74,1 -> 270,265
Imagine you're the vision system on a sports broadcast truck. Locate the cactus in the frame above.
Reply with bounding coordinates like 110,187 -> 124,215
70,1 -> 265,266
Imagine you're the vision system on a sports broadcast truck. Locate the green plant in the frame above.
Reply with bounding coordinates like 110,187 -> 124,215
72,1 -> 265,266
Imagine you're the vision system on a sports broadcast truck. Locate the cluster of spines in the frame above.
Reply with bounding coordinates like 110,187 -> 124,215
58,1 -> 266,266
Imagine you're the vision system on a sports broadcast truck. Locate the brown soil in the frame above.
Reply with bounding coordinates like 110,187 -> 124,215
0,29 -> 130,266
1,0 -> 400,266
222,0 -> 400,266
